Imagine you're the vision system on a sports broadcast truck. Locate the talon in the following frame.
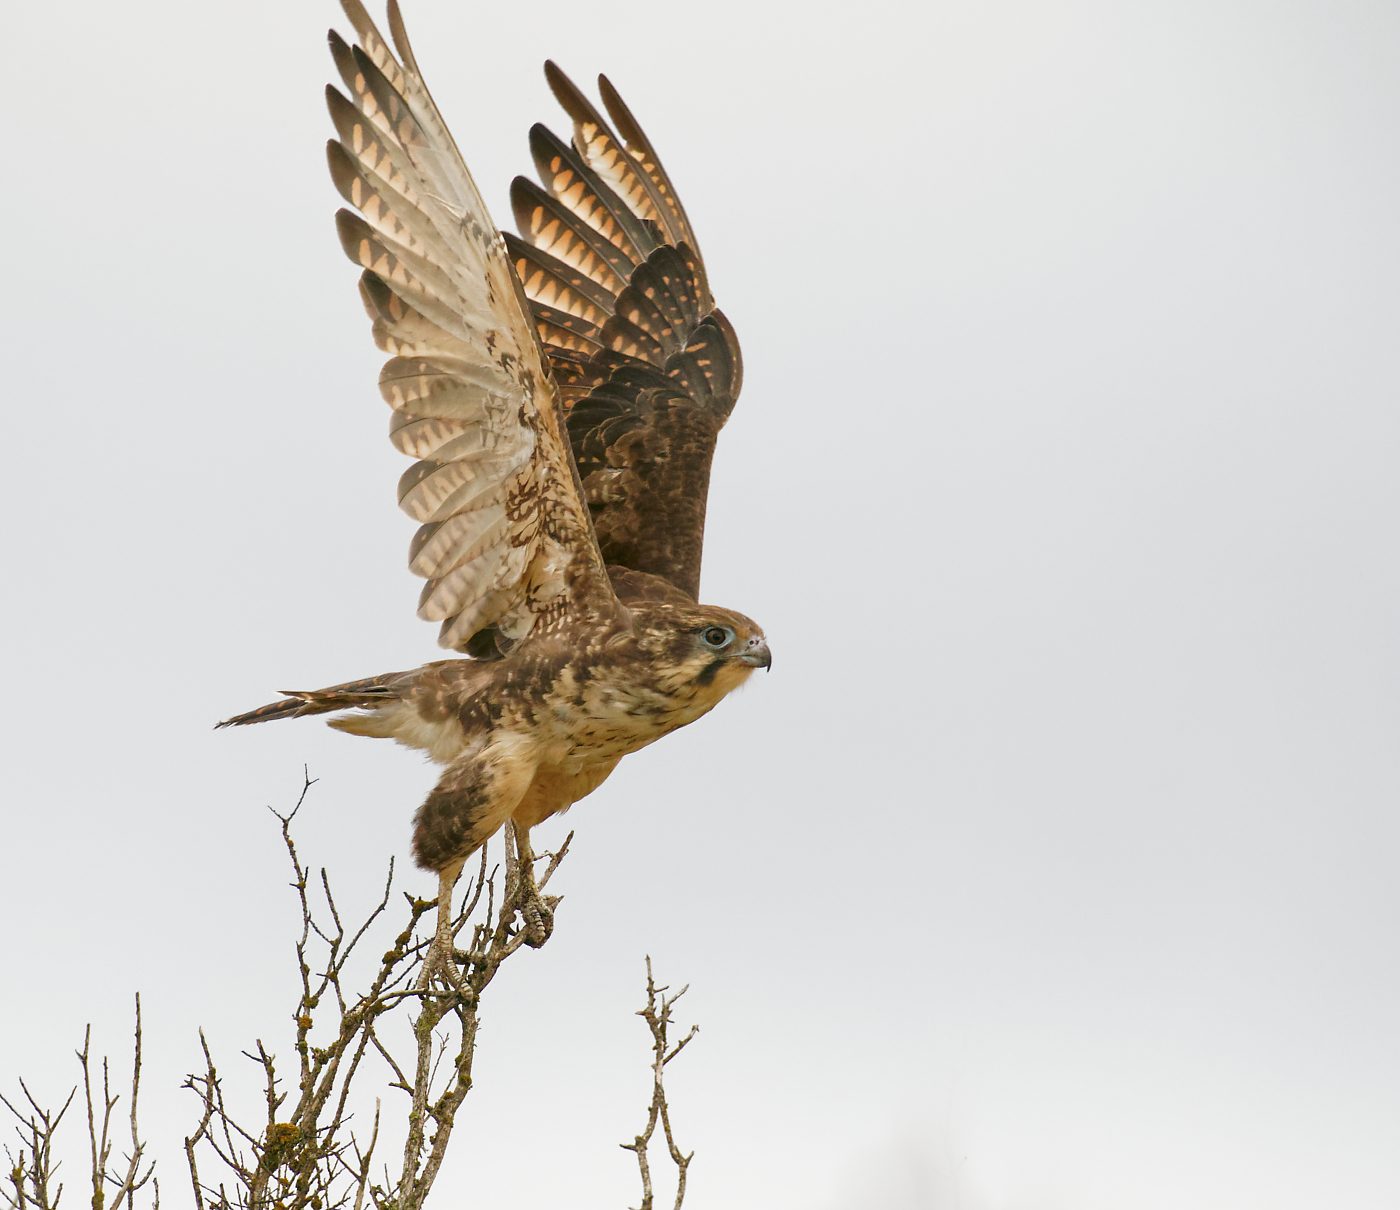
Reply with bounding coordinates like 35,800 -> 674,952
419,931 -> 467,991
511,824 -> 556,948
521,894 -> 554,948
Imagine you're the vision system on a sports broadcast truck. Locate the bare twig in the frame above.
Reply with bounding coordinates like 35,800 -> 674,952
2,1078 -> 75,1210
4,999 -> 153,1210
179,775 -> 575,1210
621,958 -> 699,1210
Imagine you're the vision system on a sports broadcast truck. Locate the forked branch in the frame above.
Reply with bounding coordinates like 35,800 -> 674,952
181,773 -> 572,1210
2,997 -> 156,1210
621,958 -> 699,1210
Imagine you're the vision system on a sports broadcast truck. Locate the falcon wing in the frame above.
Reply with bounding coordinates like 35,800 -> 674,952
327,0 -> 616,653
507,65 -> 744,601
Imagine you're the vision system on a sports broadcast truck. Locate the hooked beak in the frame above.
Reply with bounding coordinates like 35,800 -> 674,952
739,636 -> 772,670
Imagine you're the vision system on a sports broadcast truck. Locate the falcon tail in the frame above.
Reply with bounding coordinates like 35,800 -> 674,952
215,673 -> 406,729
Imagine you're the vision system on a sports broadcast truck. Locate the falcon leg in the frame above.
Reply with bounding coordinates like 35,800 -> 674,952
418,861 -> 466,990
510,823 -> 554,948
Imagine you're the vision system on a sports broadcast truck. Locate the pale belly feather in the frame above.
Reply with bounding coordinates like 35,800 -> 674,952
512,758 -> 622,829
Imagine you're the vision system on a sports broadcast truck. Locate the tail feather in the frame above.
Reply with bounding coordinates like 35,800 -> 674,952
216,673 -> 407,729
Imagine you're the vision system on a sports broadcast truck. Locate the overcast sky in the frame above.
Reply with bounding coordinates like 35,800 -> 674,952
3,0 -> 1399,1207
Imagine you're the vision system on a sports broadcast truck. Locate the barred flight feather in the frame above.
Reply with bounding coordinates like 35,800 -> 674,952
505,66 -> 743,599
598,74 -> 700,254
509,177 -> 633,294
327,0 -> 613,654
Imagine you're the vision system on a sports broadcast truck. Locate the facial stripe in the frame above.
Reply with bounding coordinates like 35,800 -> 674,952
695,657 -> 726,688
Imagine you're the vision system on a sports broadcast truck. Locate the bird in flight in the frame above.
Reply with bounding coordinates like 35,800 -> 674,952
220,0 -> 769,973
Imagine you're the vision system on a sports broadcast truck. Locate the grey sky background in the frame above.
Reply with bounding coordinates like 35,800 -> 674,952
3,0 -> 1398,1206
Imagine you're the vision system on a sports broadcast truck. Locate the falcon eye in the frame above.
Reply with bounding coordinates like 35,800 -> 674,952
701,625 -> 734,650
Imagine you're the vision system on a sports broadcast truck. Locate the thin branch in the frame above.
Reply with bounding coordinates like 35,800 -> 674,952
622,958 -> 699,1210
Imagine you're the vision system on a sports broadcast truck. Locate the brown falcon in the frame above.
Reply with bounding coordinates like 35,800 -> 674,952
219,0 -> 770,965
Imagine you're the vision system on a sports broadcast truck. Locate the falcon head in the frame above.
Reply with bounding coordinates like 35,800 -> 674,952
633,602 -> 771,702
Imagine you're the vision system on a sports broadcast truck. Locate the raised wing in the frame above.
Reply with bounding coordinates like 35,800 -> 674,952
507,64 -> 744,601
326,0 -> 615,652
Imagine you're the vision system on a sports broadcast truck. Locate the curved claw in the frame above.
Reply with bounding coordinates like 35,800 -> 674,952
521,894 -> 556,948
